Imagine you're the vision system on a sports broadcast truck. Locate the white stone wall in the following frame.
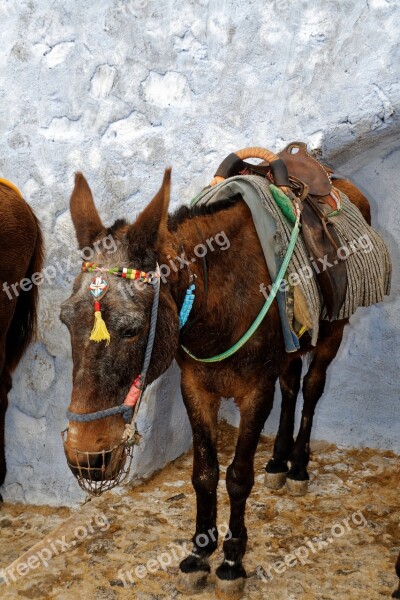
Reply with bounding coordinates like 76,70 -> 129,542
1,0 -> 399,505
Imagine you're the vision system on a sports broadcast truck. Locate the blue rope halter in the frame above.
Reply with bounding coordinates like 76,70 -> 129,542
66,264 -> 196,425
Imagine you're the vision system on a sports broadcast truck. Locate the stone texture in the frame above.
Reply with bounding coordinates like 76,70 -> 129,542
0,0 -> 399,506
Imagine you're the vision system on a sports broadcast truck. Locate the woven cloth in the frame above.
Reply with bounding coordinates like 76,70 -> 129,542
194,175 -> 391,346
329,192 -> 391,319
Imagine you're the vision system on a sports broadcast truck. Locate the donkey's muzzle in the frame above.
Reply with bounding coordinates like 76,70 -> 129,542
68,451 -> 112,481
61,429 -> 134,495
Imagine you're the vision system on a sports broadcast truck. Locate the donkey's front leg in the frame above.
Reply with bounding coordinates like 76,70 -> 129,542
178,375 -> 220,594
216,379 -> 276,600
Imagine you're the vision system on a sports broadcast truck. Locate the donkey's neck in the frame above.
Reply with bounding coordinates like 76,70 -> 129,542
162,198 -> 274,357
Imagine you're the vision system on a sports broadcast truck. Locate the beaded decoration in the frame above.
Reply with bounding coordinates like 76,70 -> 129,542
88,275 -> 111,345
82,261 -> 196,342
83,262 -> 156,345
82,262 -> 153,282
179,282 -> 196,329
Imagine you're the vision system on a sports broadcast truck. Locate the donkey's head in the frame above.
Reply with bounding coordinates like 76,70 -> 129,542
60,170 -> 179,483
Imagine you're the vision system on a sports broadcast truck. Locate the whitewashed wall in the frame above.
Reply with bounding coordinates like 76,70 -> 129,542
0,0 -> 399,505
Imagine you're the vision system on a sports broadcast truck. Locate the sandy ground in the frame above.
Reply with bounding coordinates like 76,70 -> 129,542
0,422 -> 399,600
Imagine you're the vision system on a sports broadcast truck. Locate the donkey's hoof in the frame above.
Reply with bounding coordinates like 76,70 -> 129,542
264,470 -> 287,490
215,576 -> 246,600
215,562 -> 246,600
286,477 -> 308,496
177,555 -> 210,594
176,569 -> 209,594
392,585 -> 400,599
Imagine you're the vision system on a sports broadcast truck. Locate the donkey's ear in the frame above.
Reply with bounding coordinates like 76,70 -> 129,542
127,168 -> 171,254
70,173 -> 105,249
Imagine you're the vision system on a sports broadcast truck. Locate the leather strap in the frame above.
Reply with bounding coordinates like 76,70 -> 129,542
269,159 -> 291,187
214,153 -> 247,179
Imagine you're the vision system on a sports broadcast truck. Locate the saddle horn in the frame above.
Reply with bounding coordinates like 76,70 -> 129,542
210,147 -> 280,186
209,146 -> 288,189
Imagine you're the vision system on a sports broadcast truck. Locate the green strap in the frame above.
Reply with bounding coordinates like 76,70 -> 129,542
181,213 -> 301,363
269,184 -> 296,225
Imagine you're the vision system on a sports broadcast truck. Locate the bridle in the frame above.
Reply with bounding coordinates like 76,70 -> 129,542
62,261 -> 166,494
65,263 -> 162,432
63,257 -> 197,495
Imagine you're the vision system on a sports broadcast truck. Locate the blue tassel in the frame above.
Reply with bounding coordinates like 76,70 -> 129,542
179,282 -> 196,329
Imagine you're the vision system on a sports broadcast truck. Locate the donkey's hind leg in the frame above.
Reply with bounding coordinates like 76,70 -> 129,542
286,320 -> 347,496
177,374 -> 220,594
0,365 -> 11,492
0,346 -> 5,490
0,290 -> 17,492
265,356 -> 302,490
392,552 -> 400,598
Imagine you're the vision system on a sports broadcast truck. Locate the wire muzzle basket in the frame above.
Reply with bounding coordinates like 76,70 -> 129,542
61,429 -> 135,496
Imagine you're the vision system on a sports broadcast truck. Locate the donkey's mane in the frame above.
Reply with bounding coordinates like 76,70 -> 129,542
167,194 -> 241,232
105,195 -> 241,240
106,218 -> 127,236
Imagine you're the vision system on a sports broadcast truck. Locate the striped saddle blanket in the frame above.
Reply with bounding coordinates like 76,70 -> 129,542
192,175 -> 391,351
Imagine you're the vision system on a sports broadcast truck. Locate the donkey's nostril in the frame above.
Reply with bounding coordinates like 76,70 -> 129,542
66,450 -> 112,481
80,451 -> 111,480
89,451 -> 111,472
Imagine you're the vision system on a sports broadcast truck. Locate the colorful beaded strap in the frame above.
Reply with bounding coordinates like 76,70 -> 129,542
82,262 -> 158,346
82,262 -> 154,282
82,261 -> 196,345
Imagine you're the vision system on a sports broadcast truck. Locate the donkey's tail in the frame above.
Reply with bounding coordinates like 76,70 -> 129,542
6,208 -> 45,372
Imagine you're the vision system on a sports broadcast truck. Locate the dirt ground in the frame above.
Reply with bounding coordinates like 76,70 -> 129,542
0,422 -> 399,600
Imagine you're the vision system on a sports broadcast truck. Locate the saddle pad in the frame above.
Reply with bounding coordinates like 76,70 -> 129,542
193,175 -> 391,348
328,191 -> 391,320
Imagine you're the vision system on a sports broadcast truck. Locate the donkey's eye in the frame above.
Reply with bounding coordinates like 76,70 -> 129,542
121,327 -> 140,339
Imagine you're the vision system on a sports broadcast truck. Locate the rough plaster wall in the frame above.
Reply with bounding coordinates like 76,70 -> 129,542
0,0 -> 398,505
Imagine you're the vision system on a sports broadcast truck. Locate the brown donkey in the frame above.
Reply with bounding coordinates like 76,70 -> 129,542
62,170 -> 370,599
393,552 -> 400,598
0,181 -> 44,495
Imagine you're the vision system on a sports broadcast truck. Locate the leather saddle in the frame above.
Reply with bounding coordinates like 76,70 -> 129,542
278,142 -> 347,321
213,142 -> 348,320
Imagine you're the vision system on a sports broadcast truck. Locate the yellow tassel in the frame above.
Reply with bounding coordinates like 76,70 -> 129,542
297,325 -> 307,339
90,311 -> 111,345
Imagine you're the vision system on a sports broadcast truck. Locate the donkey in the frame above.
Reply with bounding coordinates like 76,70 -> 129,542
61,170 -> 370,599
0,181 -> 44,496
393,552 -> 400,598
